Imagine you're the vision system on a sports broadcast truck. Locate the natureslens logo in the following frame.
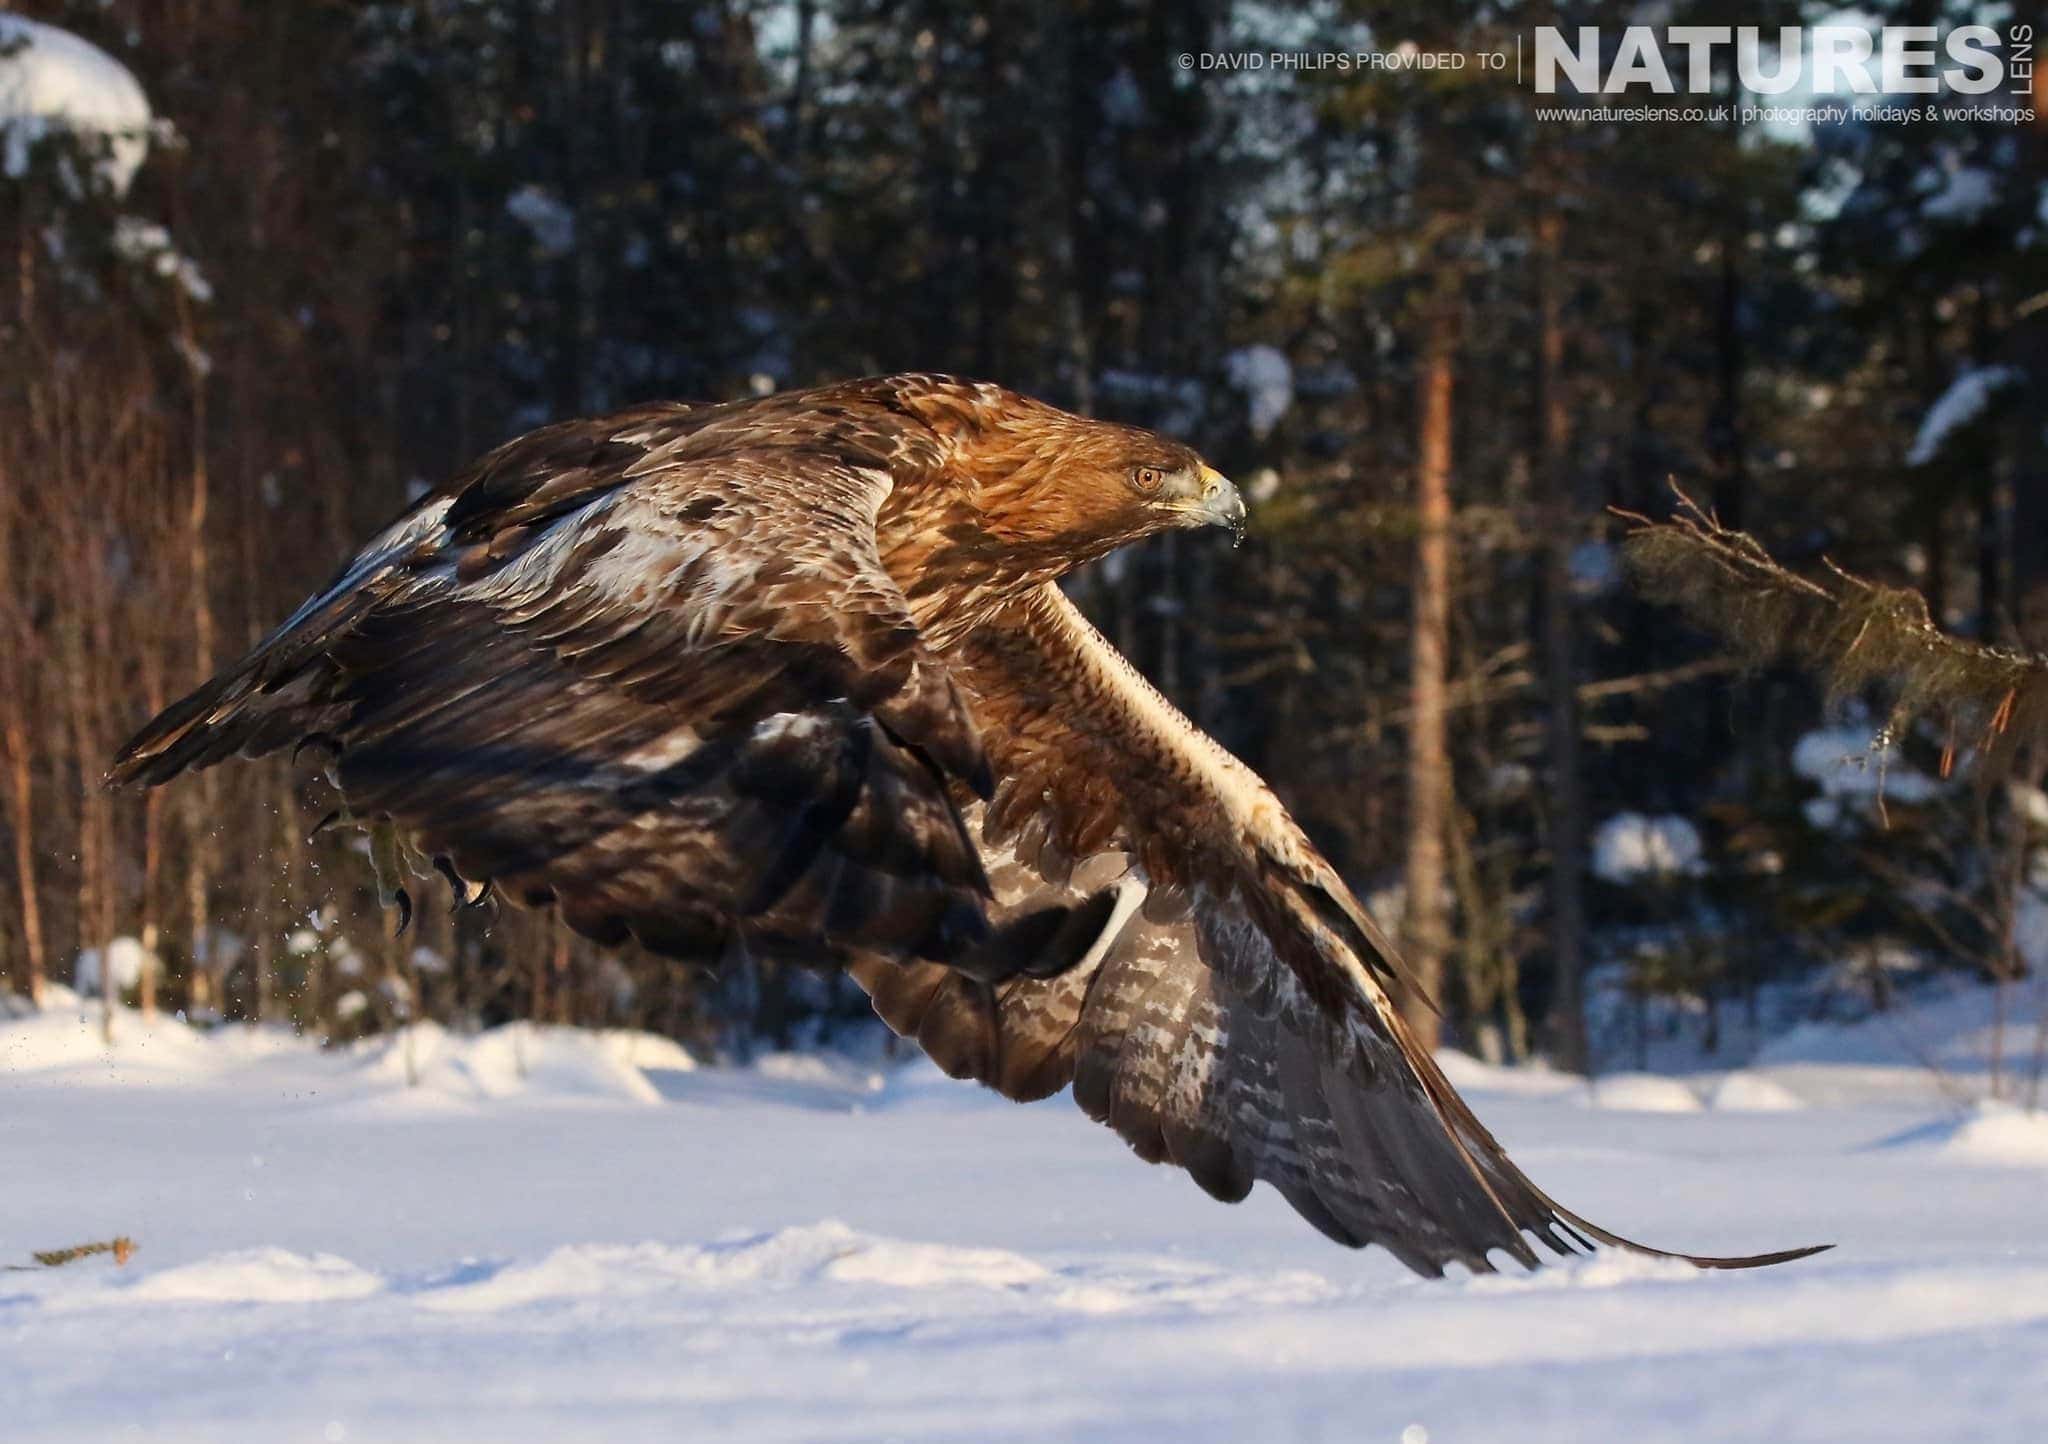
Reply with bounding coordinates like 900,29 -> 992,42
1177,22 -> 2037,125
1533,23 -> 2032,98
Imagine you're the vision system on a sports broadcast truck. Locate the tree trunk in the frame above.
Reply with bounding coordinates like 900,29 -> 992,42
1709,230 -> 1748,531
63,562 -> 113,1044
2,714 -> 46,1008
1535,210 -> 1589,1074
2011,302 -> 2048,649
137,641 -> 166,1026
1400,303 -> 1457,1049
185,379 -> 217,1015
553,923 -> 574,1026
140,796 -> 162,1026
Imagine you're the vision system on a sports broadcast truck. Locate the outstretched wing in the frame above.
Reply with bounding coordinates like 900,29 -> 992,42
856,582 -> 1826,1276
110,409 -> 1007,971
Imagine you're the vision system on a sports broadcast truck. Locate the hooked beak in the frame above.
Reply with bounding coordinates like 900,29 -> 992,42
1196,466 -> 1247,546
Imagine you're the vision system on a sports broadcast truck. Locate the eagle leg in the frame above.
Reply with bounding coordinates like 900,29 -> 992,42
369,818 -> 413,937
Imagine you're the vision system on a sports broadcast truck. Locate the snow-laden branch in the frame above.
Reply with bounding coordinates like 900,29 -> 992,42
0,15 -> 153,194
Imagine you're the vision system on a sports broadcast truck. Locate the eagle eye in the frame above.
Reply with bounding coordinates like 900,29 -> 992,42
1132,465 -> 1165,495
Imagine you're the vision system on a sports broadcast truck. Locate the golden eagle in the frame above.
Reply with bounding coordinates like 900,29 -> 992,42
111,374 -> 1821,1277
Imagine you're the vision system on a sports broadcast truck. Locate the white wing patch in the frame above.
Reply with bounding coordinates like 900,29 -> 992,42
261,495 -> 455,643
1072,873 -> 1147,976
617,727 -> 704,772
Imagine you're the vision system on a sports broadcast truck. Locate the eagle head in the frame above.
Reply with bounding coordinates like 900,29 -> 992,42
959,390 -> 1246,559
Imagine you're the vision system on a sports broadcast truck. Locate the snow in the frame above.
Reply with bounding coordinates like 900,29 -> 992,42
111,216 -> 212,301
1742,977 -> 2048,1108
2016,889 -> 2048,974
1880,1101 -> 2048,1169
1435,1047 -> 1580,1099
1793,724 -> 1941,807
505,184 -> 576,257
1917,162 -> 1997,224
70,934 -> 155,996
0,1002 -> 689,1105
1590,812 -> 1705,883
6,997 -> 2048,1441
1224,345 -> 1294,439
339,1021 -> 695,1109
127,1248 -> 385,1304
1098,369 -> 1205,436
1579,1071 -> 1705,1112
1567,538 -> 1621,598
0,991 -> 286,1078
0,15 -> 152,193
1708,1071 -> 1807,1112
1906,365 -> 2021,467
1101,65 -> 1146,127
2013,783 -> 2048,830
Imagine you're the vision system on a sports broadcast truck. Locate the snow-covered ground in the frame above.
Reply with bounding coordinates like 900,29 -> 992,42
5,992 -> 2048,1443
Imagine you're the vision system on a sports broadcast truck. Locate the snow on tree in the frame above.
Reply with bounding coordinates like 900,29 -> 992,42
1591,813 -> 1705,884
111,217 -> 211,302
1223,344 -> 1293,440
0,15 -> 153,194
1792,725 -> 1943,830
504,184 -> 577,259
1917,161 -> 1997,225
71,936 -> 156,998
1793,726 -> 1942,805
1906,365 -> 2021,467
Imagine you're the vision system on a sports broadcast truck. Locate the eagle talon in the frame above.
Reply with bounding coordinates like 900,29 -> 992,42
291,732 -> 344,767
432,855 -> 494,913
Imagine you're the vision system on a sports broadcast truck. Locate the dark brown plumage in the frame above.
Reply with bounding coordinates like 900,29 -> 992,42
110,374 -> 1823,1277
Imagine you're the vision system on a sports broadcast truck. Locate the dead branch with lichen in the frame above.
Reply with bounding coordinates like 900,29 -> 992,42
1618,485 -> 2048,782
1,1237 -> 137,1270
